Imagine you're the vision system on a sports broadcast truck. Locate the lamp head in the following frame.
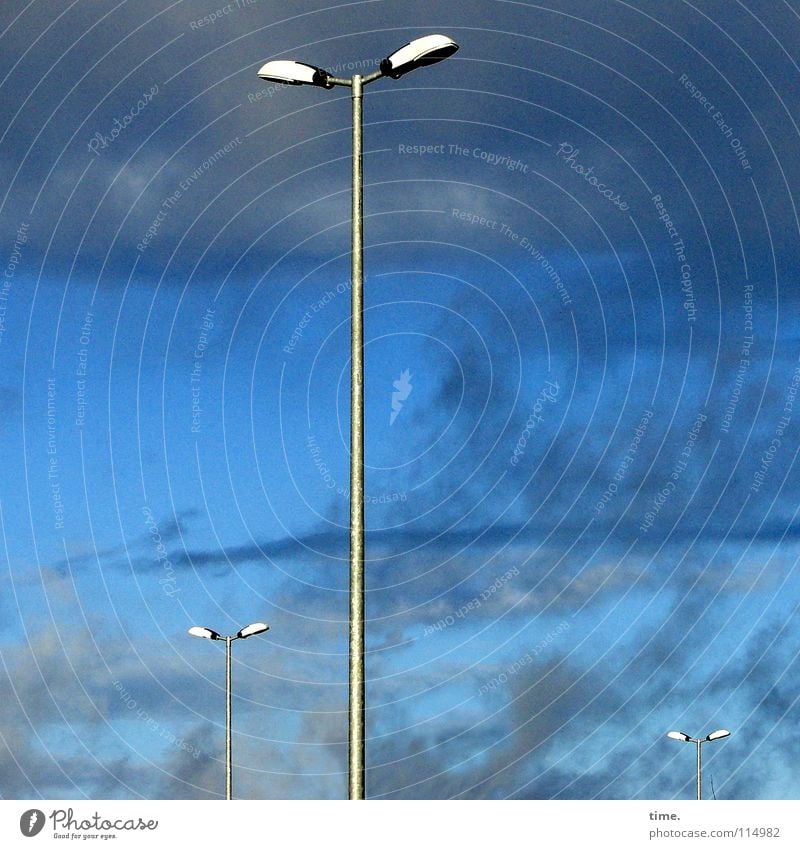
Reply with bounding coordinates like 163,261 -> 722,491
706,729 -> 730,741
188,626 -> 221,640
380,34 -> 459,79
257,60 -> 332,89
237,622 -> 270,639
667,731 -> 692,742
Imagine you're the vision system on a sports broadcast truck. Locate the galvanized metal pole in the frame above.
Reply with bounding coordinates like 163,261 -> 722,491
696,740 -> 702,801
226,636 -> 232,801
348,73 -> 366,801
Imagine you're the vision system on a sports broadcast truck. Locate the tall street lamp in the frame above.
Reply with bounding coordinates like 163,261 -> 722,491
667,729 -> 730,800
189,621 -> 270,800
256,33 -> 459,801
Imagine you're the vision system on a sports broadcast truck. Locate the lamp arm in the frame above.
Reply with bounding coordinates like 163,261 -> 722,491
360,69 -> 385,85
325,69 -> 385,89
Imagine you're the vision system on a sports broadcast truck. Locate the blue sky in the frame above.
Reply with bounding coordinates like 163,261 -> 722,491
1,0 -> 800,799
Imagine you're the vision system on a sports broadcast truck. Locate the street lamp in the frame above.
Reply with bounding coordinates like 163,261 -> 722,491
667,729 -> 730,799
188,621 -> 270,800
256,33 -> 458,801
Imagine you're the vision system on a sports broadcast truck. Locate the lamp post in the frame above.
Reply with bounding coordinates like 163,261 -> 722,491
667,729 -> 730,799
256,34 -> 459,801
189,621 -> 270,800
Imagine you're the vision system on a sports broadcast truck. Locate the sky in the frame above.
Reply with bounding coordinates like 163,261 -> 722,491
1,0 -> 800,800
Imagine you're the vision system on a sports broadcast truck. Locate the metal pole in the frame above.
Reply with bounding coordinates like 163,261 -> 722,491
348,73 -> 366,801
226,636 -> 232,801
696,740 -> 702,801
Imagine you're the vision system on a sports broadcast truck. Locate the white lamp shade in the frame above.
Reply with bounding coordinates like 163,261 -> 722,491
188,626 -> 220,640
257,60 -> 328,87
380,34 -> 458,79
667,731 -> 691,742
706,729 -> 730,741
237,622 -> 270,639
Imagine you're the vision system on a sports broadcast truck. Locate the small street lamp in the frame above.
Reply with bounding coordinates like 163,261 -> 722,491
189,621 -> 270,799
667,729 -> 730,800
